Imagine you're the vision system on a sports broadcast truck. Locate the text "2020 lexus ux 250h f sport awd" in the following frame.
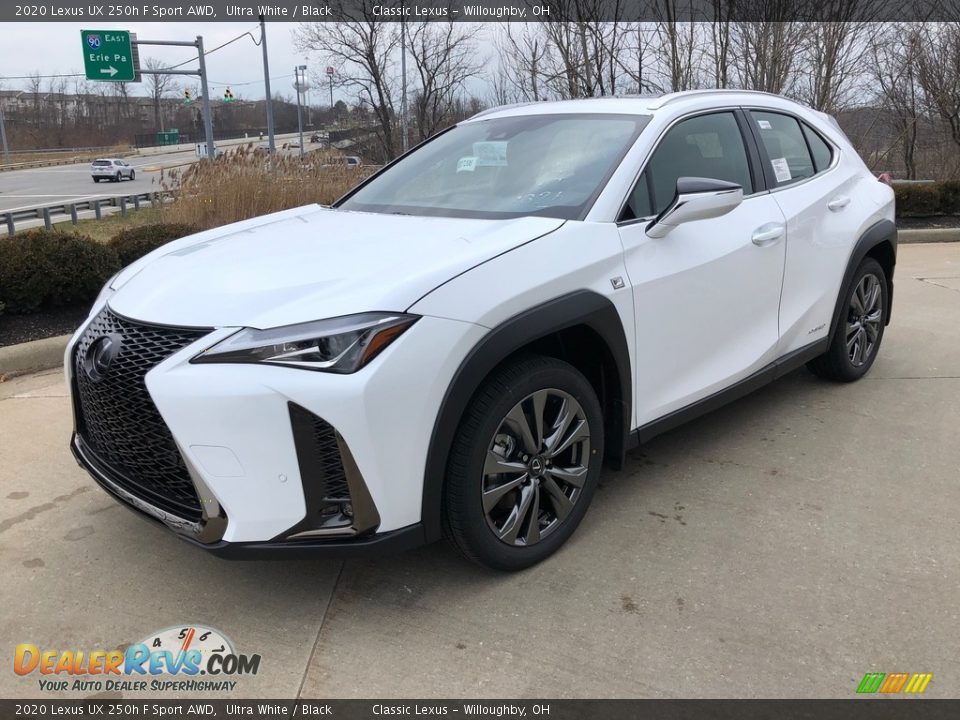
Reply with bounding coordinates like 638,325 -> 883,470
68,91 -> 896,570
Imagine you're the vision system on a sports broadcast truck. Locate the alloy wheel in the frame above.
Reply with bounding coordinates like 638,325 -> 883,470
846,272 -> 883,367
482,388 -> 591,547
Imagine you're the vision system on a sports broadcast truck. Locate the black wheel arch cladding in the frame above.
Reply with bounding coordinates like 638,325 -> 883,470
420,290 -> 632,543
830,218 -> 897,341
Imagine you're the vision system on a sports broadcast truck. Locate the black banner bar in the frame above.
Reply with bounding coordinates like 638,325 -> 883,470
1,700 -> 959,720
7,0 -> 960,23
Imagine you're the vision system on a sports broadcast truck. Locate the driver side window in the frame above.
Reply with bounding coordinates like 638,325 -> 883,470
622,112 -> 753,221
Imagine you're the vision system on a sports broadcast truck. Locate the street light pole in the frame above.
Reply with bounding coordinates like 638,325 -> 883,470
295,65 -> 306,158
196,35 -> 215,159
259,16 -> 276,154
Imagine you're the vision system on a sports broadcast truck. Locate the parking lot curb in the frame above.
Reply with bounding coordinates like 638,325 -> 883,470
0,334 -> 69,381
898,227 -> 960,243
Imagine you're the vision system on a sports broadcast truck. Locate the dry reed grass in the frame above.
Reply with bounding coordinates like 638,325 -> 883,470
158,146 -> 375,230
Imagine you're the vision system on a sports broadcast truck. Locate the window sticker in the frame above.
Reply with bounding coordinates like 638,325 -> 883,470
757,119 -> 773,130
456,156 -> 478,173
472,141 -> 508,167
771,157 -> 792,183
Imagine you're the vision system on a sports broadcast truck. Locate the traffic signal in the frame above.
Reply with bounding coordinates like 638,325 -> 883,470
184,89 -> 193,105
223,88 -> 235,102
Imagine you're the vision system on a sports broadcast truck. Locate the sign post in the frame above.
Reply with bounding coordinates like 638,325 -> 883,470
81,30 -> 138,82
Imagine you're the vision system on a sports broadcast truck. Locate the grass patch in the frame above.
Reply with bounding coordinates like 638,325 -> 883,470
66,206 -> 166,243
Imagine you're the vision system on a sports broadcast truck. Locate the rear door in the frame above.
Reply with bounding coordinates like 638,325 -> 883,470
617,110 -> 788,426
744,109 -> 859,355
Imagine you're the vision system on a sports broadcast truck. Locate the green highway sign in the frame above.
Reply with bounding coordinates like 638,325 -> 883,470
81,30 -> 138,82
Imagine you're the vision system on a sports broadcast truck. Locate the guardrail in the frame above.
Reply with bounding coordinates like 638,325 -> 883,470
2,191 -> 175,237
0,152 -> 137,173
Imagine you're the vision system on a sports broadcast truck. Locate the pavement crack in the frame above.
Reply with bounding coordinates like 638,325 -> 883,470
296,560 -> 344,699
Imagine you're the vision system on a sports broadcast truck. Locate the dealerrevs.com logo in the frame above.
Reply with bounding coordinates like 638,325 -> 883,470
14,625 -> 261,693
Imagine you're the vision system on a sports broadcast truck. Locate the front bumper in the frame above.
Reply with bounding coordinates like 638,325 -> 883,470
66,303 -> 487,555
72,430 -> 426,558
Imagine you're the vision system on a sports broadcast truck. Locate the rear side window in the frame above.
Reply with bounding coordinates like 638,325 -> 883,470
802,123 -> 834,172
750,111 -> 815,186
623,112 -> 753,220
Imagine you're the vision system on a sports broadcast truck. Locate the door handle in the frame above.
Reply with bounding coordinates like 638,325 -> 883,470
827,196 -> 851,212
751,223 -> 785,247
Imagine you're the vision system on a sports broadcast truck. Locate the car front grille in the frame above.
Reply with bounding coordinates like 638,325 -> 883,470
73,306 -> 210,522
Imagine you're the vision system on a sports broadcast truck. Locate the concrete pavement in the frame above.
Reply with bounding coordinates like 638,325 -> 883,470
1,242 -> 958,699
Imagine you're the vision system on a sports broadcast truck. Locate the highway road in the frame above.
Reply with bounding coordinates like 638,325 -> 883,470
0,132 -> 308,217
0,151 -> 192,215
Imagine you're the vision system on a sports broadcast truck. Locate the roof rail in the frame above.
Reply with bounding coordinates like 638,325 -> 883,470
648,88 -> 789,109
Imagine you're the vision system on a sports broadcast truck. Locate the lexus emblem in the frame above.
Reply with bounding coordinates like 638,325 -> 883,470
84,335 -> 121,381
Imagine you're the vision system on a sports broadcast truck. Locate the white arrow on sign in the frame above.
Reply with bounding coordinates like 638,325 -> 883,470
100,66 -> 118,77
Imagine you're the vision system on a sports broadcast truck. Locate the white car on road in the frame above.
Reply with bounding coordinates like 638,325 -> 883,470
91,158 -> 135,183
68,91 -> 896,569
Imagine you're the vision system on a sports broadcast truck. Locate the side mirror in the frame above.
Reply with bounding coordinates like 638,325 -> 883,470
646,177 -> 744,238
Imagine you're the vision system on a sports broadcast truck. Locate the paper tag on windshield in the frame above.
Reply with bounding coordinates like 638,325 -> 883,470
771,157 -> 792,183
473,141 -> 508,167
757,120 -> 772,130
456,156 -> 477,173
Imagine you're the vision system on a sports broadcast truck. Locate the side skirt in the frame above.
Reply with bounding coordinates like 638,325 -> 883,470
632,338 -> 829,445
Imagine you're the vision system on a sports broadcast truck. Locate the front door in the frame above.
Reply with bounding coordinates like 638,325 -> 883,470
617,111 -> 787,426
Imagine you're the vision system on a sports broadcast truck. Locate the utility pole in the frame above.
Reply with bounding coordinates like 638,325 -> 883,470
197,35 -> 216,159
260,16 -> 276,154
0,101 -> 10,165
400,17 -> 409,154
295,65 -> 306,158
327,67 -> 334,113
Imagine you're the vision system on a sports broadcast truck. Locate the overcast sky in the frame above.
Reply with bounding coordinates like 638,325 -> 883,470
2,22 -> 363,104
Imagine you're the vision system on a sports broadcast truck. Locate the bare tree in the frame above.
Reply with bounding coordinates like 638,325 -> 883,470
708,0 -> 733,88
872,24 -> 923,179
652,0 -> 706,92
915,22 -> 960,150
408,21 -> 484,141
796,3 -> 877,113
496,24 -> 552,102
295,3 -> 401,160
144,57 -> 179,131
730,1 -> 811,95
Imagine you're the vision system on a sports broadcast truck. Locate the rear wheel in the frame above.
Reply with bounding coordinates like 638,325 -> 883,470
114,171 -> 122,182
443,355 -> 603,570
808,257 -> 887,382
129,170 -> 135,181
92,177 -> 100,183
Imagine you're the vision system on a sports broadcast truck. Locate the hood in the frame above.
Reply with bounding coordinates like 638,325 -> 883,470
108,205 -> 564,328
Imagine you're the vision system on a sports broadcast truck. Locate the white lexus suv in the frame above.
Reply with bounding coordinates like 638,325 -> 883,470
67,91 -> 896,570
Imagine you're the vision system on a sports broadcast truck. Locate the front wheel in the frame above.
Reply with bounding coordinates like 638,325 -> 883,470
443,355 -> 604,571
808,257 -> 888,382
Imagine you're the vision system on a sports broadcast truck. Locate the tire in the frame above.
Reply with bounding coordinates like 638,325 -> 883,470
93,178 -> 100,183
114,172 -> 121,182
807,257 -> 888,382
129,170 -> 135,181
443,355 -> 604,571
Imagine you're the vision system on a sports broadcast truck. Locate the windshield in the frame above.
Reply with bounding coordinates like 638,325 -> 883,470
338,113 -> 649,220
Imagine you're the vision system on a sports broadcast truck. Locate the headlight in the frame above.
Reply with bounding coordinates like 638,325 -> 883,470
191,313 -> 418,373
